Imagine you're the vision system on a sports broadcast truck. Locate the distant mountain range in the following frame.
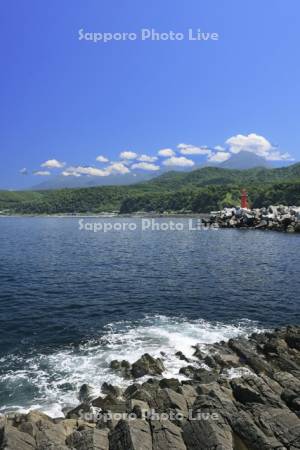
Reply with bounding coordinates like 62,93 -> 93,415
217,151 -> 272,169
1,162 -> 300,214
30,151 -> 295,190
30,170 -> 155,190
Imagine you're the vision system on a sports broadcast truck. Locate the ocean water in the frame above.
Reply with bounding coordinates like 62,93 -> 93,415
0,217 -> 299,416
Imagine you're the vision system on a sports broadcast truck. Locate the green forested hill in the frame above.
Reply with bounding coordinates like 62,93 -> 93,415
144,164 -> 300,189
1,163 -> 300,214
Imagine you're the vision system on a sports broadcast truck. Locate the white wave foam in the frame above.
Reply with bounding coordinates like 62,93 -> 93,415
0,315 -> 261,417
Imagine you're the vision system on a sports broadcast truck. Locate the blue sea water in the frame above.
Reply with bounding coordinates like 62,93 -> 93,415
0,217 -> 299,416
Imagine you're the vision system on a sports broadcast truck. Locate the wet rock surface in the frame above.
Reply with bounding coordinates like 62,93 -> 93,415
1,326 -> 300,449
109,354 -> 165,379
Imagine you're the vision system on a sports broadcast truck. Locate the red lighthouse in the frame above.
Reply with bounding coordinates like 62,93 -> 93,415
241,189 -> 248,209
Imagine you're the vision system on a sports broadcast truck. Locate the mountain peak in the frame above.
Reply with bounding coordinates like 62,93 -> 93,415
218,151 -> 272,170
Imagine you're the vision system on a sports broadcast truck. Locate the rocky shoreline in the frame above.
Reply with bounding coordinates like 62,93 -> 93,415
207,205 -> 300,232
1,326 -> 300,449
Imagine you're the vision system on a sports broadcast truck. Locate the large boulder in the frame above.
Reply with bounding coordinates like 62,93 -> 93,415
92,395 -> 127,413
78,384 -> 94,404
230,376 -> 282,407
131,354 -> 165,378
182,416 -> 233,450
228,337 -> 273,375
159,378 -> 181,391
66,427 -> 109,450
151,419 -> 186,450
109,360 -> 132,379
0,423 -> 37,450
101,383 -> 122,398
109,419 -> 152,450
177,384 -> 197,408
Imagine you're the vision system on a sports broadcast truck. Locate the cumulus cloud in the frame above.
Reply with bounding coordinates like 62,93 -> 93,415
163,156 -> 195,167
107,162 -> 130,174
263,151 -> 293,161
158,148 -> 175,157
62,162 -> 130,177
61,170 -> 82,177
19,168 -> 28,175
226,133 -> 292,161
96,155 -> 109,163
41,159 -> 65,169
178,143 -> 212,156
120,151 -> 138,160
33,170 -> 51,176
138,154 -> 158,162
63,166 -> 110,177
208,151 -> 231,163
131,162 -> 160,171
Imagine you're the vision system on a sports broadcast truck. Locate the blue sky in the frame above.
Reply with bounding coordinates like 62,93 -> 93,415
1,0 -> 300,189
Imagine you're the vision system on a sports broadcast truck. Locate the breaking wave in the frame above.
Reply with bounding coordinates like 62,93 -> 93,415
0,315 -> 261,418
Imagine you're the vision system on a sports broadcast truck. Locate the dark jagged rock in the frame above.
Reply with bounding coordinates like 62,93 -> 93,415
1,427 -> 37,450
209,205 -> 300,232
78,384 -> 94,404
182,415 -> 233,450
228,337 -> 273,375
123,383 -> 141,400
175,351 -> 190,363
230,376 -> 282,407
177,385 -> 197,408
92,395 -> 127,413
179,366 -> 219,383
127,399 -> 150,417
66,402 -> 92,420
109,419 -> 152,450
66,427 -> 109,450
151,419 -> 186,450
1,326 -> 300,449
109,360 -> 132,379
110,354 -> 165,380
101,382 -> 122,398
131,354 -> 165,378
159,378 -> 181,391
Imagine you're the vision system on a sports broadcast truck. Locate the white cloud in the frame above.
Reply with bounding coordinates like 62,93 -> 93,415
120,151 -> 138,160
106,162 -> 130,174
163,156 -> 195,167
158,148 -> 175,157
62,162 -> 130,177
62,170 -> 81,177
33,170 -> 51,176
131,162 -> 160,171
214,145 -> 225,151
178,143 -> 211,156
208,152 -> 231,163
41,159 -> 65,169
225,133 -> 292,161
263,150 -> 293,161
62,166 -> 110,177
96,155 -> 109,163
19,168 -> 28,175
138,154 -> 158,162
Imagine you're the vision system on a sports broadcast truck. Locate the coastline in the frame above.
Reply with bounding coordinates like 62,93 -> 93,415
1,325 -> 299,449
207,205 -> 300,233
0,213 -> 210,219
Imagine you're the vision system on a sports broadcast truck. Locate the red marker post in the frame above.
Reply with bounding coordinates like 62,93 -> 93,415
241,189 -> 248,209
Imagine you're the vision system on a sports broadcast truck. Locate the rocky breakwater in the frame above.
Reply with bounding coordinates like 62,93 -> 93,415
1,326 -> 300,449
208,205 -> 300,232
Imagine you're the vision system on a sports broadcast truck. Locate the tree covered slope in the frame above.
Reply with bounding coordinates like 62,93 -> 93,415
0,163 -> 299,214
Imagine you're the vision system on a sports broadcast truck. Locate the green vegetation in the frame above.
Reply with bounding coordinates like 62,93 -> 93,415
1,164 -> 300,215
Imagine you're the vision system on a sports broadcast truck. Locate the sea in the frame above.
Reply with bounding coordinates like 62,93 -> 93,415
0,217 -> 299,417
